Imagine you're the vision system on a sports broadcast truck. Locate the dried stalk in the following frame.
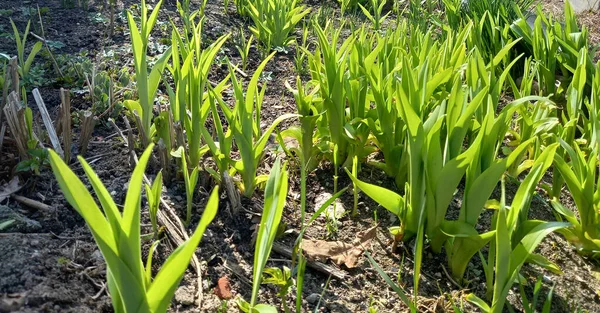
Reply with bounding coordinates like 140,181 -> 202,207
33,88 -> 63,157
0,123 -> 6,154
174,121 -> 185,149
9,58 -> 19,103
158,138 -> 171,182
133,111 -> 149,146
60,88 -> 72,163
3,92 -> 28,158
223,171 -> 241,216
1,57 -> 18,121
34,5 -> 64,78
79,111 -> 97,156
121,117 -> 135,168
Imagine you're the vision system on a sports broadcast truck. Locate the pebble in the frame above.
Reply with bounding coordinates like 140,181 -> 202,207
307,293 -> 321,304
91,250 -> 103,261
314,192 -> 346,220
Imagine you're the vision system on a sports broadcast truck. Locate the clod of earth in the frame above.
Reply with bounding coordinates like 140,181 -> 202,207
213,276 -> 233,300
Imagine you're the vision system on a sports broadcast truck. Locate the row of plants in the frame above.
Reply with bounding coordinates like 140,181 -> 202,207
34,0 -> 600,312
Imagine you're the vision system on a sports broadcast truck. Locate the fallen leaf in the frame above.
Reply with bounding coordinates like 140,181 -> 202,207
0,177 -> 21,203
302,225 -> 378,268
213,276 -> 233,300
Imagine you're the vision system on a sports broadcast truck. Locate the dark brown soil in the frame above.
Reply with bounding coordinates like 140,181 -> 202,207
1,1 -> 600,313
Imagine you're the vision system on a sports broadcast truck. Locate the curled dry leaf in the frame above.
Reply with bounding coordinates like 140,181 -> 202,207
213,276 -> 233,300
301,225 -> 378,268
0,177 -> 21,203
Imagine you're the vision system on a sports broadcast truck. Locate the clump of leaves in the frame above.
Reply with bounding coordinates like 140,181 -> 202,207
16,148 -> 49,175
48,144 -> 220,313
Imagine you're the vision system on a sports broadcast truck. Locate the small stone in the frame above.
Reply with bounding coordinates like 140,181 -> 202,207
174,195 -> 183,202
434,272 -> 442,278
175,286 -> 195,305
110,190 -> 117,196
307,293 -> 321,305
314,192 -> 346,220
91,250 -> 103,261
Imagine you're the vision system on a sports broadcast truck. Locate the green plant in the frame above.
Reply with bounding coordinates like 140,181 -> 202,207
365,251 -> 416,312
307,22 -> 354,169
233,0 -> 250,16
220,54 -> 296,197
464,0 -> 536,26
358,0 -> 389,31
516,275 -> 554,313
10,19 -> 42,95
235,28 -> 253,71
167,14 -> 229,171
238,159 -> 288,313
167,16 -> 230,168
551,140 -> 600,256
172,147 -> 200,226
262,266 -> 293,312
339,0 -> 368,15
293,23 -> 310,76
282,77 -> 322,224
467,144 -> 567,312
48,144 -> 220,313
16,148 -> 49,175
144,170 -> 163,237
86,67 -> 130,119
125,0 -> 172,144
247,0 -> 311,49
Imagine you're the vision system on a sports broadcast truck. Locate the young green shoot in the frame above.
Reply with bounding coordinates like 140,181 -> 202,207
48,144 -> 220,313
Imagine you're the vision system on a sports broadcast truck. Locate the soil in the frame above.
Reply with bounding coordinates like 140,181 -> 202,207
1,1 -> 600,313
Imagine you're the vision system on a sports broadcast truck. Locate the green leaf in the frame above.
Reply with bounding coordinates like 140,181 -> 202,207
365,251 -> 414,311
345,168 -> 403,216
251,159 -> 288,307
467,294 -> 491,312
252,304 -> 279,313
23,41 -> 42,74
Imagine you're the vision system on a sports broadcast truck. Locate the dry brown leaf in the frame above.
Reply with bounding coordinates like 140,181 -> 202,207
302,225 -> 378,268
0,177 -> 21,203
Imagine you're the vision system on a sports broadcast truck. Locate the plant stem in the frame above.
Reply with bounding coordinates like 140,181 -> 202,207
300,161 -> 307,225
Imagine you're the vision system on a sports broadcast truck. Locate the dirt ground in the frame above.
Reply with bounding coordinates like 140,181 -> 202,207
1,0 -> 600,312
